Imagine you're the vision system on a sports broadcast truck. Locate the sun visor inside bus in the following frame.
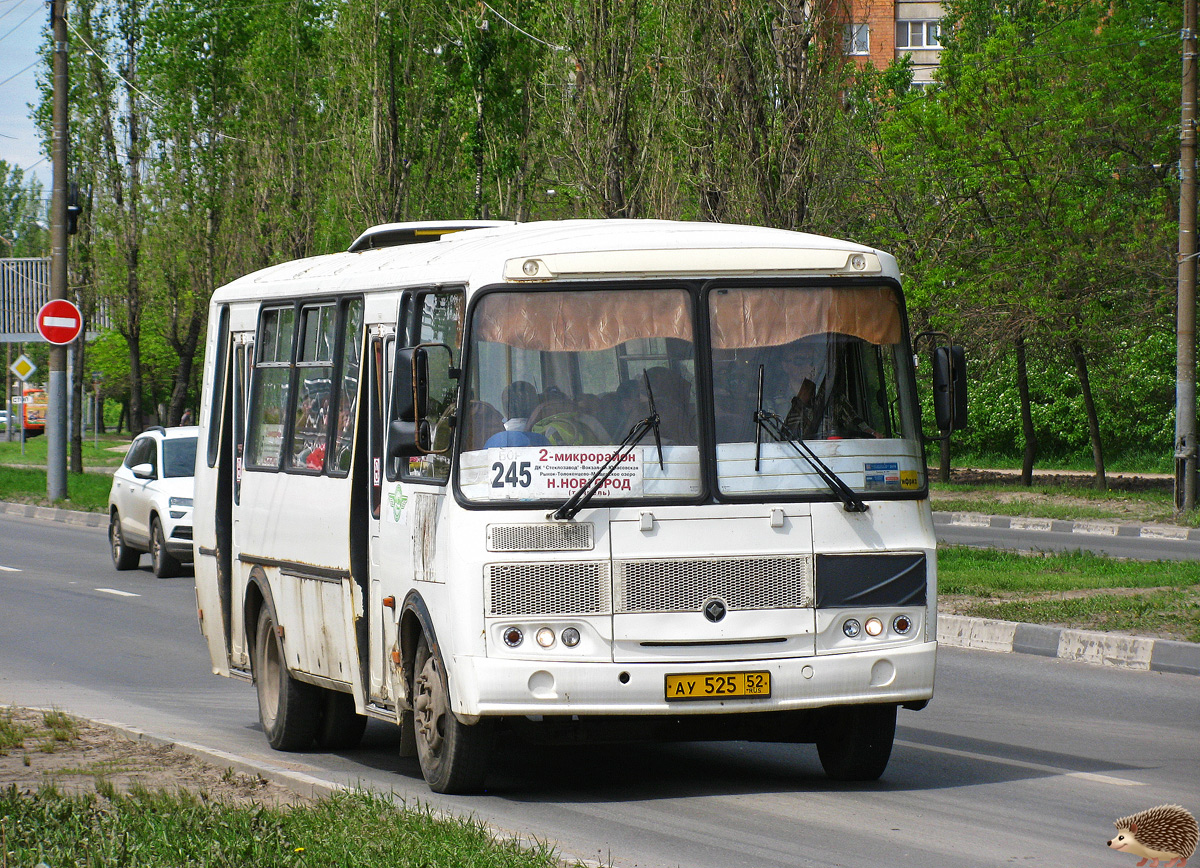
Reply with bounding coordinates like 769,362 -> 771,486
475,286 -> 901,352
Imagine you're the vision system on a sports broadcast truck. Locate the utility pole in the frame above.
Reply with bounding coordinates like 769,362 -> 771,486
47,0 -> 69,501
1177,0 -> 1198,512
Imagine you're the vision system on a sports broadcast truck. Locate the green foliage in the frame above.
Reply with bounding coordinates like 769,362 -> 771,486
0,161 -> 48,256
951,331 -> 1177,463
22,0 -> 1186,471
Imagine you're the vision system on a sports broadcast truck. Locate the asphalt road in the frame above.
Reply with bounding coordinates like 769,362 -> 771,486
1,513 -> 1196,868
934,513 -> 1200,560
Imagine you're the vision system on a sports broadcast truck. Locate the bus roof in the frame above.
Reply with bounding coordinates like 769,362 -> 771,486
212,219 -> 899,304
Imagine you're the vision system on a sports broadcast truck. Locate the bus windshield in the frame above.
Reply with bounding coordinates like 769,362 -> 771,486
458,282 -> 923,505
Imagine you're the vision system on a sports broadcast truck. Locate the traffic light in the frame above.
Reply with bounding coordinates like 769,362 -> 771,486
66,181 -> 82,235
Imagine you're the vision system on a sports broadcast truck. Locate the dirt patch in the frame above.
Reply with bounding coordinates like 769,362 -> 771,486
929,468 -> 1179,523
0,707 -> 305,806
945,467 -> 1173,494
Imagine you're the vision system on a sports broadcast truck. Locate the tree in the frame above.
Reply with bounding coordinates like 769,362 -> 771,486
864,0 -> 1179,485
0,163 -> 48,256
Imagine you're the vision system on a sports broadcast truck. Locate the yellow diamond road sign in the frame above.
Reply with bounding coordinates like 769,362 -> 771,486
10,354 -> 36,382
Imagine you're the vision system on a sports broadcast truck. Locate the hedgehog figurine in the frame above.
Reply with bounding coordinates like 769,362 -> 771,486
1108,805 -> 1198,868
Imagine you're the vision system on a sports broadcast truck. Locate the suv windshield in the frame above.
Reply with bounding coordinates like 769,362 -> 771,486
162,437 -> 198,478
457,282 -> 924,506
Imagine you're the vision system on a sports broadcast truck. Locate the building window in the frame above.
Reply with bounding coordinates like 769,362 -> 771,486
844,23 -> 870,56
896,20 -> 942,49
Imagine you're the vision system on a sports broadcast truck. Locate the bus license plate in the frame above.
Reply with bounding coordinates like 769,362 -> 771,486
664,671 -> 771,701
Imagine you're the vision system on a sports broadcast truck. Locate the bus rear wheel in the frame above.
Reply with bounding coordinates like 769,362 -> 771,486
254,606 -> 320,751
315,689 -> 368,750
413,635 -> 492,794
815,703 -> 897,781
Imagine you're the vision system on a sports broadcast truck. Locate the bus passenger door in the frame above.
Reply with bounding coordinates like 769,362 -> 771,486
366,329 -> 401,707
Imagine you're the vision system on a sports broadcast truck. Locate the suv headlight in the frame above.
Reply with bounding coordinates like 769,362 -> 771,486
169,497 -> 193,508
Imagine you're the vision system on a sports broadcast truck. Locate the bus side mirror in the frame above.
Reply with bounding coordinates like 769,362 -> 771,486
387,343 -> 453,458
932,345 -> 968,433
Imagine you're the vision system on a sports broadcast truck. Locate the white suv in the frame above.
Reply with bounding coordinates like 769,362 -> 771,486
108,426 -> 198,578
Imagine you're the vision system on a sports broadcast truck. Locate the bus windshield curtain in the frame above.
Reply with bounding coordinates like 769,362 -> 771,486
474,286 -> 901,352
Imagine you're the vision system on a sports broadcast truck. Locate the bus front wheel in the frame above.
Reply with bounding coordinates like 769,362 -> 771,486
815,703 -> 897,781
254,606 -> 320,751
413,635 -> 492,794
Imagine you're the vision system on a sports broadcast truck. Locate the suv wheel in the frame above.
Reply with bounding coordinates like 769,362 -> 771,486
150,517 -> 181,578
110,512 -> 140,571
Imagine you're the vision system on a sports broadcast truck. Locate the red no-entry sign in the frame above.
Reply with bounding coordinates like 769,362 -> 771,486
36,299 -> 83,345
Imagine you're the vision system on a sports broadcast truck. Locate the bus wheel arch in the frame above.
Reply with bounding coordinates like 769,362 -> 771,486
400,593 -> 493,793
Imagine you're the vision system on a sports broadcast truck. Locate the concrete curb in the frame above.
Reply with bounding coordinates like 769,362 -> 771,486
6,500 -> 1197,677
937,614 -> 1200,676
933,510 -> 1200,541
0,499 -> 107,528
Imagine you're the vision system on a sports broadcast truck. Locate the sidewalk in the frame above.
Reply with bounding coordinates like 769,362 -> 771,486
3,499 -> 1198,677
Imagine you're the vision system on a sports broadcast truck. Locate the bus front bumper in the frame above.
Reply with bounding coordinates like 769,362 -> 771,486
450,641 -> 936,718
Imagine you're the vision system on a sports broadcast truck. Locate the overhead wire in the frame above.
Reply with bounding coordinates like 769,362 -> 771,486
0,0 -> 38,42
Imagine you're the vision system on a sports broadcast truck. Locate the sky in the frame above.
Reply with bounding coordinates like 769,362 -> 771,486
0,0 -> 50,192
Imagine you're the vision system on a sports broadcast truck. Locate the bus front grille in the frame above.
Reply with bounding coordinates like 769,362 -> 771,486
485,555 -> 811,617
615,555 -> 812,613
486,522 -> 594,552
486,562 -> 612,616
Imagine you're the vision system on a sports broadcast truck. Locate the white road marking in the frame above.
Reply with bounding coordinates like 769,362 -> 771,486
94,588 -> 140,598
0,565 -> 20,572
896,739 -> 1143,786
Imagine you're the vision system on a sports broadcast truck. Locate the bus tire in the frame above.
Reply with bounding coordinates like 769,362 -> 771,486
815,703 -> 896,782
315,689 -> 367,750
413,634 -> 492,794
109,512 -> 140,571
150,518 -> 181,579
254,606 -> 320,751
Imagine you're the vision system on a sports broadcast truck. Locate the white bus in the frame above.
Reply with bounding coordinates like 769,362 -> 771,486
193,219 -> 966,794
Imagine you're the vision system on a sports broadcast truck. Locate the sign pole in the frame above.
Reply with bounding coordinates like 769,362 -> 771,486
47,0 -> 70,501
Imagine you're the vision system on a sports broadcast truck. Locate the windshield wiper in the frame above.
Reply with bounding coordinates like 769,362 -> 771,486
752,365 -> 868,513
551,372 -> 664,521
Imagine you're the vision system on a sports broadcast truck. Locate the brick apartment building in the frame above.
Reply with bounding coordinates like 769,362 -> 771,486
844,0 -> 945,87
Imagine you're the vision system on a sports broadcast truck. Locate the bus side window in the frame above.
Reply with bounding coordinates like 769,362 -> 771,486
400,289 -> 463,484
245,306 -> 295,470
330,298 -> 364,476
382,335 -> 401,482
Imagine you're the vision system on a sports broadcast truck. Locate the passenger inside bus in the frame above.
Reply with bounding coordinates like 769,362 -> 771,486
527,389 -> 608,446
773,340 -> 883,440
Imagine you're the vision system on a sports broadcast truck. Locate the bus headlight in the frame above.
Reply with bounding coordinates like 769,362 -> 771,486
892,615 -> 913,635
842,619 -> 862,638
536,627 -> 556,648
864,617 -> 884,637
502,627 -> 523,647
561,627 -> 580,647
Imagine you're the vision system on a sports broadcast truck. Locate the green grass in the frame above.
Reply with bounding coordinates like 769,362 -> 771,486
959,589 -> 1200,643
0,708 -> 32,755
0,431 -> 131,469
0,788 -> 575,868
938,547 -> 1200,594
939,546 -> 1200,642
0,464 -> 113,512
